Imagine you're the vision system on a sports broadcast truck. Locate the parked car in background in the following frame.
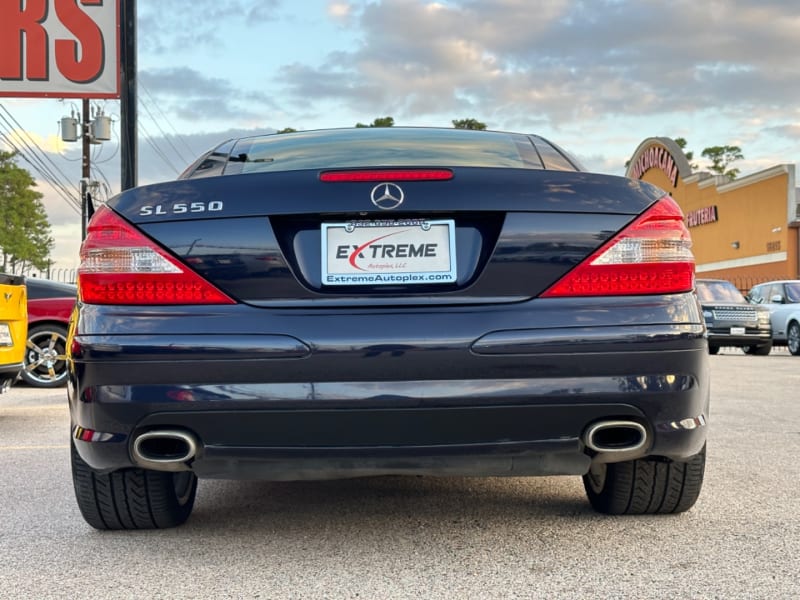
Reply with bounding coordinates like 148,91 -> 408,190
695,279 -> 772,355
0,273 -> 27,393
68,126 -> 709,529
746,280 -> 800,355
23,278 -> 77,388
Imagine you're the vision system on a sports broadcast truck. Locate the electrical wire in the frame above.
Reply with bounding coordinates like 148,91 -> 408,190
91,122 -> 120,164
138,96 -> 190,171
2,90 -> 198,205
91,162 -> 113,200
0,108 -> 81,214
138,119 -> 181,176
0,103 -> 81,202
140,82 -> 197,159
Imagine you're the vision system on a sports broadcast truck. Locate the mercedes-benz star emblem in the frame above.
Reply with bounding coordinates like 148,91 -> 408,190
370,182 -> 404,210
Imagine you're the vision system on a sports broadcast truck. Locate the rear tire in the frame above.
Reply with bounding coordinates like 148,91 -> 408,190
583,445 -> 706,515
708,346 -> 719,355
71,440 -> 197,530
788,322 -> 800,356
743,343 -> 772,356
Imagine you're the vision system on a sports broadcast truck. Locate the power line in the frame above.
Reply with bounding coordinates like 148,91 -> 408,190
138,119 -> 181,176
0,109 -> 81,214
2,90 -> 198,204
140,82 -> 197,159
138,94 -> 190,170
0,103 -> 81,203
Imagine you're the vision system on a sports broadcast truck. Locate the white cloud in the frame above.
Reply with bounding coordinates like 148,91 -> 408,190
276,0 -> 800,132
328,1 -> 353,21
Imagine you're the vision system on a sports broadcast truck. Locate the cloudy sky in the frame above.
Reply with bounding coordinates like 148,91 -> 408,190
2,0 -> 800,273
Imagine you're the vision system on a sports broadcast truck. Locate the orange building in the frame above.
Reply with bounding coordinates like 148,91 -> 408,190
625,137 -> 799,292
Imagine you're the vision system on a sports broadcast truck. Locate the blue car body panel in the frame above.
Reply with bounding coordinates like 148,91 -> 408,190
68,129 -> 709,483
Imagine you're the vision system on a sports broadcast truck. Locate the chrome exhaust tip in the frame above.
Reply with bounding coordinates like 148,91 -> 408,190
131,430 -> 198,472
584,420 -> 648,463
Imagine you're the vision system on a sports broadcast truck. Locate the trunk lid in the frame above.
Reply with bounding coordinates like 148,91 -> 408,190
108,168 -> 666,306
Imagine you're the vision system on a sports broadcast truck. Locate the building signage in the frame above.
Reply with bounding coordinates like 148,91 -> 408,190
0,0 -> 119,98
686,205 -> 718,228
630,145 -> 679,187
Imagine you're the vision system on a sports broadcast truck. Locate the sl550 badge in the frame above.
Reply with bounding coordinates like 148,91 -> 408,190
139,201 -> 224,216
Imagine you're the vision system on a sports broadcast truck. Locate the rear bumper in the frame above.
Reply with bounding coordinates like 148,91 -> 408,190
706,329 -> 771,348
69,347 -> 709,479
0,362 -> 23,375
68,294 -> 710,479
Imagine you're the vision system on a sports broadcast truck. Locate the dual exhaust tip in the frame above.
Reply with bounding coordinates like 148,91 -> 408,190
131,421 -> 648,471
131,430 -> 198,472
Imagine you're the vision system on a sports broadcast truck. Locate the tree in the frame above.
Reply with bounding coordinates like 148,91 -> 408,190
0,150 -> 54,274
452,118 -> 487,130
674,137 -> 699,170
275,127 -> 297,134
701,145 -> 744,179
355,116 -> 395,128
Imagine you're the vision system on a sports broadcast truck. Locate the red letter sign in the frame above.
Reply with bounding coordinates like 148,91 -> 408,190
0,0 -> 119,98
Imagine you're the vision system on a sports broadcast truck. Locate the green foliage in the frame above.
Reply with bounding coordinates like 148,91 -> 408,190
275,127 -> 297,134
355,116 -> 395,128
701,145 -> 744,179
452,118 -> 487,130
0,150 -> 54,274
673,137 -> 699,170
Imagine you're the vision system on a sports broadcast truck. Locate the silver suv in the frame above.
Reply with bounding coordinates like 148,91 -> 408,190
746,280 -> 800,355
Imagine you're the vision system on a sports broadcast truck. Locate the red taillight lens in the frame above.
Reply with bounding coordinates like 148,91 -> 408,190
542,195 -> 695,297
320,169 -> 453,182
78,206 -> 235,305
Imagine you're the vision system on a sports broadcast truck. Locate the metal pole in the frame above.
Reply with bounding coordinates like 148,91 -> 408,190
120,0 -> 137,190
81,98 -> 90,239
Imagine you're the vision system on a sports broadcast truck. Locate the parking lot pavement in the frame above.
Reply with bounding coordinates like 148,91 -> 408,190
1,358 -> 799,599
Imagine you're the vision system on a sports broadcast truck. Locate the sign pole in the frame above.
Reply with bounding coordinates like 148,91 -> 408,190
120,0 -> 137,190
81,98 -> 91,239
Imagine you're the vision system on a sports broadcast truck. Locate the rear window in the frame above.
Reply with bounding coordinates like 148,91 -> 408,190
226,128 -> 580,174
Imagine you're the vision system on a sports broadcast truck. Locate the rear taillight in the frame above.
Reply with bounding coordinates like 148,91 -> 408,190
78,205 -> 235,305
542,195 -> 694,297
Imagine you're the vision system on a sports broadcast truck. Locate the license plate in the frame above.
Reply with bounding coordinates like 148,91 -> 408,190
322,219 -> 457,286
730,327 -> 745,335
0,323 -> 11,346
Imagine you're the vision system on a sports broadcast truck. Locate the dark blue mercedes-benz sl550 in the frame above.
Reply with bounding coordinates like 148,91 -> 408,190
68,127 -> 709,529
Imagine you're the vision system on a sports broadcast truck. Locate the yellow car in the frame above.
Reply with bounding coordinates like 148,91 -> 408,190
0,274 -> 27,393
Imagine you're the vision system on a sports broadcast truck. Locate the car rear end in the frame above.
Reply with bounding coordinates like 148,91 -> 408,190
67,128 -> 709,527
0,274 -> 27,393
